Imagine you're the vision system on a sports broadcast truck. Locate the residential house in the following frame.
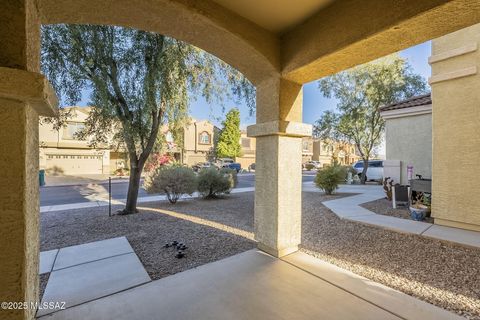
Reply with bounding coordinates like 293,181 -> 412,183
236,131 -> 256,169
380,93 -> 432,184
379,23 -> 480,232
179,119 -> 218,166
311,139 -> 360,167
39,107 -> 111,175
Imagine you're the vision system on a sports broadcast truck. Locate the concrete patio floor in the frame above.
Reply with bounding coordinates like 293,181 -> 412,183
38,250 -> 460,320
38,237 -> 151,317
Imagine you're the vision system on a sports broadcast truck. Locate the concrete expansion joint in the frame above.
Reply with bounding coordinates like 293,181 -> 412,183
279,256 -> 408,320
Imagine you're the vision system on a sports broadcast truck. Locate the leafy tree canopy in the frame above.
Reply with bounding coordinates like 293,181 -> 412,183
216,108 -> 241,159
41,24 -> 254,213
314,54 -> 427,182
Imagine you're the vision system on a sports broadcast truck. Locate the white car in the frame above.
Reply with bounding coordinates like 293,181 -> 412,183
303,161 -> 321,170
353,160 -> 383,181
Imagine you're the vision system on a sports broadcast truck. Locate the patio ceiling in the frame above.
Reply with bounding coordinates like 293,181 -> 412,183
210,0 -> 335,32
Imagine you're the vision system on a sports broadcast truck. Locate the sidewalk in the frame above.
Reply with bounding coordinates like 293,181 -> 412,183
313,184 -> 480,249
40,187 -> 256,213
43,174 -> 130,187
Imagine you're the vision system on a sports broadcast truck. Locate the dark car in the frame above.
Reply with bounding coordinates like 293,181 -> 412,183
224,162 -> 241,173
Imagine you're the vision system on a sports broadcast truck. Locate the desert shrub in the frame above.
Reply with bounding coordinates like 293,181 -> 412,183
314,165 -> 345,195
220,168 -> 238,193
197,167 -> 231,198
144,165 -> 197,203
340,165 -> 357,181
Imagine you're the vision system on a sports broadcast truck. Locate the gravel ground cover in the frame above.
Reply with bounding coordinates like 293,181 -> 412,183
361,198 -> 434,223
302,192 -> 480,319
40,194 -> 256,300
41,191 -> 480,318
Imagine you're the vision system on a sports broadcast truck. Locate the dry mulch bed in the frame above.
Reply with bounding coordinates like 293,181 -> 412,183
361,197 -> 434,223
41,191 -> 480,318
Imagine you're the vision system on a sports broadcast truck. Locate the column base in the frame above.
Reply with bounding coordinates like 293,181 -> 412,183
257,243 -> 299,258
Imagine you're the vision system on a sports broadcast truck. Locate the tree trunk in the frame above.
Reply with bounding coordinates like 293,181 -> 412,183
123,163 -> 143,214
360,160 -> 369,184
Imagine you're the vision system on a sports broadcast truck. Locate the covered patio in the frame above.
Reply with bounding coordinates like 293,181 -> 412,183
1,1 -> 480,319
38,250 -> 460,320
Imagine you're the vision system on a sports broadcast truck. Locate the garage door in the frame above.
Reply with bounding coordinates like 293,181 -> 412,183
46,154 -> 103,175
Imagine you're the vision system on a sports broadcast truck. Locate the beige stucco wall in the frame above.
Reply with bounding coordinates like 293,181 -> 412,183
385,113 -> 432,184
39,107 -> 110,175
182,120 -> 215,166
430,23 -> 480,232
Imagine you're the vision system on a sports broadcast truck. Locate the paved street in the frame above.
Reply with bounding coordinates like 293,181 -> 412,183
40,173 -> 316,206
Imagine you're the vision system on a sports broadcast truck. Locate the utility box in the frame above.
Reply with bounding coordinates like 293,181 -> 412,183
383,160 -> 401,185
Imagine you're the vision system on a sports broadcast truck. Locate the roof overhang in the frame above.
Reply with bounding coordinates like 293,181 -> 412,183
380,104 -> 432,120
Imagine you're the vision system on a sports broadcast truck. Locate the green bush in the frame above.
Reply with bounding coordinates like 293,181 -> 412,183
197,168 -> 232,198
304,163 -> 316,171
314,165 -> 346,195
220,168 -> 238,192
144,165 -> 197,204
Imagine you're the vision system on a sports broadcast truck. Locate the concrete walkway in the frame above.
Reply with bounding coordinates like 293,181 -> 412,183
38,237 -> 150,317
40,186 -> 256,213
38,250 -> 461,320
309,184 -> 480,249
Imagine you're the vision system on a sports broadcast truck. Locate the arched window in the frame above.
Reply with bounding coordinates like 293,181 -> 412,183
199,131 -> 211,144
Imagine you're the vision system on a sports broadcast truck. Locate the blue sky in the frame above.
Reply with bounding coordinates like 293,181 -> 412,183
190,41 -> 432,128
79,41 -> 432,129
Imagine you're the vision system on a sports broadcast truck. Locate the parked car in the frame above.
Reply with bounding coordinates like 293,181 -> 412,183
192,162 -> 213,172
215,158 -> 234,167
303,161 -> 321,170
248,163 -> 255,172
353,160 -> 383,181
225,162 -> 241,173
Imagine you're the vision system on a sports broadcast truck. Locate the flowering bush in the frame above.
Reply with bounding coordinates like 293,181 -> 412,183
144,153 -> 173,172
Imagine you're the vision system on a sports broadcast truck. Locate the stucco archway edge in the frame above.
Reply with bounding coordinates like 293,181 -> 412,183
37,0 -> 280,86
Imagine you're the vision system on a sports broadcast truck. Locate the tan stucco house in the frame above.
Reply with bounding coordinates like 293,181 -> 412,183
40,110 -> 220,174
39,107 -> 111,175
380,93 -> 432,184
379,23 -> 480,232
235,131 -> 256,169
179,119 -> 219,166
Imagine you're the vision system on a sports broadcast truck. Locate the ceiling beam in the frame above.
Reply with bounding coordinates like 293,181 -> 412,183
281,0 -> 480,84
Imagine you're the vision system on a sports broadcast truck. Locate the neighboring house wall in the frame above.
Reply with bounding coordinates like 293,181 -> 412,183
430,24 -> 480,232
236,131 -> 256,169
312,140 -> 359,166
39,107 -> 110,175
301,137 -> 314,162
383,111 -> 432,184
182,120 -> 215,166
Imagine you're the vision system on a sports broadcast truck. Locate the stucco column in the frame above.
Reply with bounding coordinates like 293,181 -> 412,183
247,78 -> 312,257
0,2 -> 57,319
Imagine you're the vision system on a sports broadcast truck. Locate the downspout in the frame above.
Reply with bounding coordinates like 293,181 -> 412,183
194,122 -> 198,153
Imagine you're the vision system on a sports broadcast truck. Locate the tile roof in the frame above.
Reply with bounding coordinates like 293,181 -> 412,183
379,93 -> 431,112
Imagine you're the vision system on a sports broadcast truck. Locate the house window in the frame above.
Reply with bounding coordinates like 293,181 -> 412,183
63,122 -> 85,140
303,141 -> 309,151
199,131 -> 210,144
241,138 -> 251,148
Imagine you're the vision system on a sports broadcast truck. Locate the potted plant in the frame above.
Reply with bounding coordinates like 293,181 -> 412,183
409,192 -> 431,221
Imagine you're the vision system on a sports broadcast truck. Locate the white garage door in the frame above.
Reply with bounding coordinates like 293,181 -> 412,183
46,154 -> 103,175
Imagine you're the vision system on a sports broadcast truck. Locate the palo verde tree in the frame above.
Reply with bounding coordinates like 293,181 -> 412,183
314,54 -> 427,183
41,25 -> 254,214
216,108 -> 241,159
